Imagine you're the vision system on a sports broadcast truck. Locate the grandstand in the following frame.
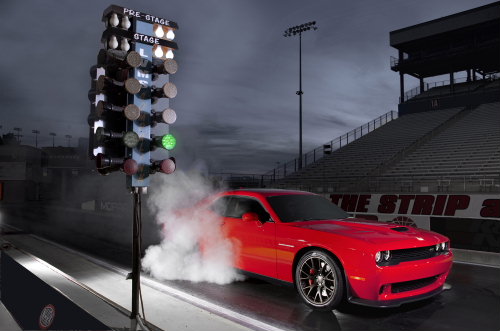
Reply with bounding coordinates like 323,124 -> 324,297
256,2 -> 500,254
271,100 -> 499,194
265,2 -> 500,195
214,3 -> 499,255
276,107 -> 464,190
384,102 -> 499,179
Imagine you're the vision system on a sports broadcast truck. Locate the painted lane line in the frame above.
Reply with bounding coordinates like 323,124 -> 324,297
3,227 -> 291,331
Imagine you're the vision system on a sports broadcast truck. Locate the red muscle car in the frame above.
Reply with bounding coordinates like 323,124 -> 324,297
206,189 -> 453,310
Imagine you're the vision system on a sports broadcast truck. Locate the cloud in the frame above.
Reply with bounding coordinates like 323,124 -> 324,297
0,0 -> 493,172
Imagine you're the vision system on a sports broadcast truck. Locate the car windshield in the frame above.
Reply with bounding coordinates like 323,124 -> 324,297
267,194 -> 349,222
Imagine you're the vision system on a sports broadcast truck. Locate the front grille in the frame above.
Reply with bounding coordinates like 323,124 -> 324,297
377,244 -> 450,266
377,245 -> 448,266
391,246 -> 435,261
392,275 -> 439,293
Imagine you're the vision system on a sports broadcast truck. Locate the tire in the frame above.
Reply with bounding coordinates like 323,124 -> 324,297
295,250 -> 344,311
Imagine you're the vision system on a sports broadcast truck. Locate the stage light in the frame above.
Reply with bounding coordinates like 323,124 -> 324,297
152,45 -> 175,59
155,25 -> 164,38
166,29 -> 175,40
154,45 -> 164,58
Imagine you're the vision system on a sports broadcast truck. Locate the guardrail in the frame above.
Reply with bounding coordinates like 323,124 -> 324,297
401,75 -> 499,102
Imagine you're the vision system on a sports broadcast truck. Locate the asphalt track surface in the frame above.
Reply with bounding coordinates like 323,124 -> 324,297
1,203 -> 499,331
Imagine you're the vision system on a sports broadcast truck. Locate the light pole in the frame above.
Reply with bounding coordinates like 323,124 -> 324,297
13,127 -> 22,143
284,21 -> 317,170
32,130 -> 40,148
65,134 -> 72,147
49,132 -> 56,147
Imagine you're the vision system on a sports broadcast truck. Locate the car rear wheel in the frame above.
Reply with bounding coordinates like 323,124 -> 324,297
295,250 -> 344,311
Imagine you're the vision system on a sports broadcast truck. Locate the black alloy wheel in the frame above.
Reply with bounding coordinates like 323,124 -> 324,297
295,250 -> 344,311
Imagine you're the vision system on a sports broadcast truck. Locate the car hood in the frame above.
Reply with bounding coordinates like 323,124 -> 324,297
288,218 -> 446,247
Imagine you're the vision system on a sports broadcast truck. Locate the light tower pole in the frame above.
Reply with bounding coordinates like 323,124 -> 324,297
13,127 -> 22,143
65,134 -> 72,147
32,130 -> 40,148
284,21 -> 317,170
49,132 -> 56,147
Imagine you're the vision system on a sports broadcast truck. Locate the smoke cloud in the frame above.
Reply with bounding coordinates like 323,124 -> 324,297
142,171 -> 242,284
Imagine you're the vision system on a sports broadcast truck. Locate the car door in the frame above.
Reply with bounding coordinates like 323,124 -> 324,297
221,196 -> 277,278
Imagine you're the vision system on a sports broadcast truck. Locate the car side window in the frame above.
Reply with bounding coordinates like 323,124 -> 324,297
224,197 -> 241,218
210,196 -> 232,217
230,197 -> 271,222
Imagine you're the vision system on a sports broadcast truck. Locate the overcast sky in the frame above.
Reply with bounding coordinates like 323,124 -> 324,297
0,0 -> 495,174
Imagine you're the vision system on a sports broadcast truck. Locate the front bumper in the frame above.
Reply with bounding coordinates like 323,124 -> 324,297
346,251 -> 453,306
348,285 -> 444,308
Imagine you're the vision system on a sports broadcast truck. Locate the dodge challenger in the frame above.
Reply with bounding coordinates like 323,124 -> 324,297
205,189 -> 453,311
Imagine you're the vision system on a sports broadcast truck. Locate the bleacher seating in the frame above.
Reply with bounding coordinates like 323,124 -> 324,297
280,107 -> 463,184
485,79 -> 500,90
269,75 -> 500,193
382,102 -> 500,177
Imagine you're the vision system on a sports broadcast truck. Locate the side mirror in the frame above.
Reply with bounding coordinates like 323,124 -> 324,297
242,212 -> 260,223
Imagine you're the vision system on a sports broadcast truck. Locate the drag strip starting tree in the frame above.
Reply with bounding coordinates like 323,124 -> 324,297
89,4 -> 178,188
88,5 -> 180,331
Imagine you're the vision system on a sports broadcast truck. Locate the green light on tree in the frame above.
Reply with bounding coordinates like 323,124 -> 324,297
161,134 -> 176,150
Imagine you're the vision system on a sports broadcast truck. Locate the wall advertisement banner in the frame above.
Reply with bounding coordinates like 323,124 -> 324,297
325,193 -> 500,252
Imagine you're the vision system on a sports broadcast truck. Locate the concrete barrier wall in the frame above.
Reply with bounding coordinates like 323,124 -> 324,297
0,250 -> 110,330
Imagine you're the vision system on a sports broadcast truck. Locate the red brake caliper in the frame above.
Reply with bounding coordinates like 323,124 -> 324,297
309,268 -> 316,286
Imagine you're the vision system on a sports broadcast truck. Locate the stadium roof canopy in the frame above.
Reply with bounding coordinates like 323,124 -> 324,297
390,1 -> 500,78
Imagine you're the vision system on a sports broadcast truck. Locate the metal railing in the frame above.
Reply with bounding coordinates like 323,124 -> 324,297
390,56 -> 399,68
403,77 -> 468,102
390,54 -> 408,69
402,74 -> 500,102
264,110 -> 398,180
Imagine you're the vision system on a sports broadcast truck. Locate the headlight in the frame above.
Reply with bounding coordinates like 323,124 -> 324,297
375,251 -> 382,263
440,242 -> 446,251
383,250 -> 391,261
435,243 -> 441,252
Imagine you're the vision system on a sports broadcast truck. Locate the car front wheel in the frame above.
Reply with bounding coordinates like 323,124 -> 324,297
295,250 -> 344,311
